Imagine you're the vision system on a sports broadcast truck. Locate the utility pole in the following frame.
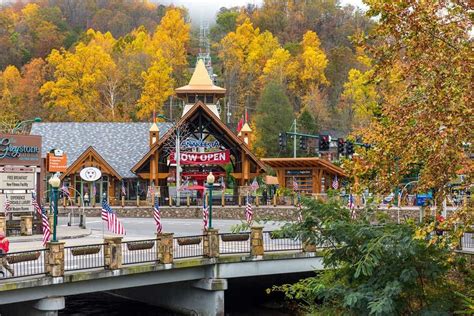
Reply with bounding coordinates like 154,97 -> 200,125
176,127 -> 181,206
293,119 -> 297,158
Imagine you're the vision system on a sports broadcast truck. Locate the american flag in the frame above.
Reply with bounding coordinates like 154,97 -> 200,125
250,178 -> 259,191
3,195 -> 11,216
220,177 -> 226,191
296,194 -> 303,222
121,181 -> 126,196
60,183 -> 70,198
245,195 -> 253,225
332,175 -> 339,190
202,197 -> 209,230
348,194 -> 356,219
101,200 -> 126,235
153,197 -> 162,234
292,178 -> 299,191
31,194 -> 51,245
147,184 -> 155,198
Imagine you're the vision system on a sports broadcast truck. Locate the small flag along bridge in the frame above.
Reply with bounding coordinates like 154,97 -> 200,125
0,228 -> 325,316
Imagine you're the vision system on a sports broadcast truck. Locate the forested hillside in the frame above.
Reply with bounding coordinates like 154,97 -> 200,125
0,0 -> 372,154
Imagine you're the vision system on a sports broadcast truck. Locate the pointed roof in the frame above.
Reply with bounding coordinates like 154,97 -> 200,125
132,101 -> 266,174
175,59 -> 226,95
240,123 -> 252,132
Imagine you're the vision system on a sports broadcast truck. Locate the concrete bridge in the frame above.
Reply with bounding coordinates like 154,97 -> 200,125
0,227 -> 323,316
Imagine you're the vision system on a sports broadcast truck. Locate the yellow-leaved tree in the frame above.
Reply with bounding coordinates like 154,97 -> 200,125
151,8 -> 190,85
40,41 -> 117,121
136,53 -> 174,119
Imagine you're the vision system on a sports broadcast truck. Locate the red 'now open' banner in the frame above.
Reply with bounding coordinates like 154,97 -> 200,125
170,150 -> 230,165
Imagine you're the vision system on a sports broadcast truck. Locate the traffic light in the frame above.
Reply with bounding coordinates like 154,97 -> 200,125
318,135 -> 330,151
337,138 -> 345,155
299,136 -> 307,150
278,132 -> 287,148
346,141 -> 354,155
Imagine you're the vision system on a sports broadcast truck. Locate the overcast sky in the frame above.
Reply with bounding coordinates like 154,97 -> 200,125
158,0 -> 368,25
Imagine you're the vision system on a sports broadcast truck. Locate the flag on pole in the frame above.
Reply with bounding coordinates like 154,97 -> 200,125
296,194 -> 303,222
348,194 -> 356,219
121,181 -> 127,196
202,197 -> 209,230
60,183 -> 70,198
332,175 -> 339,190
2,194 -> 11,216
250,178 -> 259,191
220,177 -> 226,191
245,195 -> 253,225
153,197 -> 162,234
31,194 -> 51,245
101,200 -> 126,235
292,178 -> 299,191
237,116 -> 244,132
92,183 -> 97,196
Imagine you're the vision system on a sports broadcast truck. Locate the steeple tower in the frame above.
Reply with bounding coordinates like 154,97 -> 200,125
175,59 -> 226,118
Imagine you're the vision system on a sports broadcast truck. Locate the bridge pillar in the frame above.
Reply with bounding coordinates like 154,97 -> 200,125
157,232 -> 174,264
104,236 -> 123,269
203,228 -> 219,258
45,241 -> 65,277
0,297 -> 65,316
21,215 -> 33,236
114,279 -> 227,316
250,225 -> 264,256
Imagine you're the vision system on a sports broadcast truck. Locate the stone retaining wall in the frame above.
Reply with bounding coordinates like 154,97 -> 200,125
57,206 -> 457,223
58,206 -> 298,221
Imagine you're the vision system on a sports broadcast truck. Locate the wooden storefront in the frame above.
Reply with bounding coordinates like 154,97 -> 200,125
261,157 -> 346,194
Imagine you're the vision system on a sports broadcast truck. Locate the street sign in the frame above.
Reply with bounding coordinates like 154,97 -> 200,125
0,172 -> 35,190
0,193 -> 33,213
80,167 -> 102,182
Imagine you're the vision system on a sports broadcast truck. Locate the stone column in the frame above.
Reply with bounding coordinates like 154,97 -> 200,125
45,241 -> 65,277
250,225 -> 264,256
157,233 -> 174,264
303,240 -> 317,253
20,215 -> 33,236
0,216 -> 6,236
104,236 -> 123,270
203,229 -> 219,258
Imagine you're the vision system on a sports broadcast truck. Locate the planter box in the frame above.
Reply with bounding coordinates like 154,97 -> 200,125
127,241 -> 154,251
7,252 -> 40,264
71,246 -> 102,256
221,233 -> 250,242
177,237 -> 202,246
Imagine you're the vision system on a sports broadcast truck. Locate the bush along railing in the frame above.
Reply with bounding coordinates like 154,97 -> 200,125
263,231 -> 303,252
64,243 -> 105,272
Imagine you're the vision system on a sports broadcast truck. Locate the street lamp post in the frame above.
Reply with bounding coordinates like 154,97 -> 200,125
12,117 -> 41,134
206,172 -> 215,229
48,174 -> 61,242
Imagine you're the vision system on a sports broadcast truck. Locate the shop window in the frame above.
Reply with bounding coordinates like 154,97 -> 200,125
205,95 -> 214,103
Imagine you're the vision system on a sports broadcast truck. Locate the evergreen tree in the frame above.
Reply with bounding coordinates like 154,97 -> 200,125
254,81 -> 294,157
297,107 -> 317,134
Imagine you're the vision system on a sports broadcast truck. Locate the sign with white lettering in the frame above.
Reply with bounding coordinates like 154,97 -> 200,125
170,150 -> 230,165
0,194 -> 33,213
0,172 -> 35,190
0,134 -> 42,166
181,138 -> 220,149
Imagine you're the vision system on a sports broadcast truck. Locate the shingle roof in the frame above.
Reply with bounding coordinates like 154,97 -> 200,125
30,122 -> 170,178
